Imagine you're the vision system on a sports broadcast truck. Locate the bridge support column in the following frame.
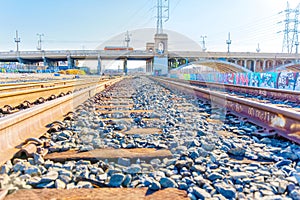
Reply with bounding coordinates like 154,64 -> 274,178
67,56 -> 74,69
43,57 -> 54,68
244,59 -> 248,69
146,59 -> 153,73
185,58 -> 189,65
263,60 -> 266,71
153,56 -> 168,76
253,60 -> 256,72
97,55 -> 101,75
123,58 -> 128,75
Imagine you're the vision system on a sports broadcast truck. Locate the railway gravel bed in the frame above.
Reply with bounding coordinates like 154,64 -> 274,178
1,76 -> 300,199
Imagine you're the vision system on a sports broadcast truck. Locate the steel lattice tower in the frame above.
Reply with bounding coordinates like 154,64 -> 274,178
280,2 -> 300,53
156,0 -> 169,34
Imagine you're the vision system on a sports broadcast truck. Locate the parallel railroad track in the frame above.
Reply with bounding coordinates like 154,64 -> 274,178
2,76 -> 300,200
0,77 -> 122,166
166,78 -> 300,104
0,78 -> 112,114
0,76 -> 188,200
153,77 -> 300,144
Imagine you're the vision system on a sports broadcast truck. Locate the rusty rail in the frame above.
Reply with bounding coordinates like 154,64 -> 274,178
153,77 -> 300,144
166,78 -> 300,103
0,79 -> 110,108
0,79 -> 80,92
0,78 -> 122,166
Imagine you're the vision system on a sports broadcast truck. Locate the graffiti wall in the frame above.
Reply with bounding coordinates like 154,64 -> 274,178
169,72 -> 300,91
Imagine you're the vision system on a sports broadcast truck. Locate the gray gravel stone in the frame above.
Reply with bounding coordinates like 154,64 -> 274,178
149,180 -> 161,191
228,147 -> 245,156
126,164 -> 142,174
24,166 -> 41,176
229,172 -> 249,180
109,173 -> 125,187
192,186 -> 211,199
40,171 -> 59,183
275,159 -> 292,168
77,181 -> 93,188
159,177 -> 178,188
59,174 -> 72,184
214,183 -> 236,199
290,189 -> 300,200
122,174 -> 132,187
117,158 -> 131,167
208,172 -> 223,181
201,141 -> 215,151
55,179 -> 66,189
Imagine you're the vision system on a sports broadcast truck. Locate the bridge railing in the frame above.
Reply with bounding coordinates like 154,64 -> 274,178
0,50 -> 153,56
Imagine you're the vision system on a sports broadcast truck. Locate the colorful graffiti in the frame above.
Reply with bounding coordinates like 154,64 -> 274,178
169,72 -> 300,91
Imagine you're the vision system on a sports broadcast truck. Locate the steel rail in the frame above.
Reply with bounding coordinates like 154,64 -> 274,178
0,78 -> 122,166
0,79 -> 109,108
166,78 -> 300,103
0,79 -> 98,92
153,77 -> 300,144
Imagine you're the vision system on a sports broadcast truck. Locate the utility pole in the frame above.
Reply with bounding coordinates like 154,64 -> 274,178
37,33 -> 44,51
14,30 -> 20,53
226,32 -> 231,53
124,31 -> 131,50
256,43 -> 261,53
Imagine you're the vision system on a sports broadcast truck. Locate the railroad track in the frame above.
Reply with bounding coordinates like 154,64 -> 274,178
167,77 -> 300,105
1,76 -> 300,199
0,76 -> 189,200
0,78 -> 112,114
0,77 -> 122,166
153,77 -> 300,144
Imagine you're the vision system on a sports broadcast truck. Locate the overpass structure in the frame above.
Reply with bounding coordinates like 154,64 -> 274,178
0,50 -> 300,74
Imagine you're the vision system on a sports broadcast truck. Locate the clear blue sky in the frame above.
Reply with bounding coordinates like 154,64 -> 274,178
0,0 -> 299,53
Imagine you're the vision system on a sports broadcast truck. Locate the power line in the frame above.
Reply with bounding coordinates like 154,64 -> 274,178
118,0 -> 155,32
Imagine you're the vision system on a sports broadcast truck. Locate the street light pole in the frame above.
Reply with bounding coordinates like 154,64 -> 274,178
226,32 -> 232,53
256,43 -> 261,53
37,33 -> 44,50
200,35 -> 207,52
14,30 -> 21,53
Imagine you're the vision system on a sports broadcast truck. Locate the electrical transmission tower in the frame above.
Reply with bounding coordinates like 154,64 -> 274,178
279,2 -> 300,53
156,0 -> 169,34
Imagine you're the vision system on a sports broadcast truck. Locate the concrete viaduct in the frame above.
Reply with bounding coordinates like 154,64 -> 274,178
0,50 -> 299,74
